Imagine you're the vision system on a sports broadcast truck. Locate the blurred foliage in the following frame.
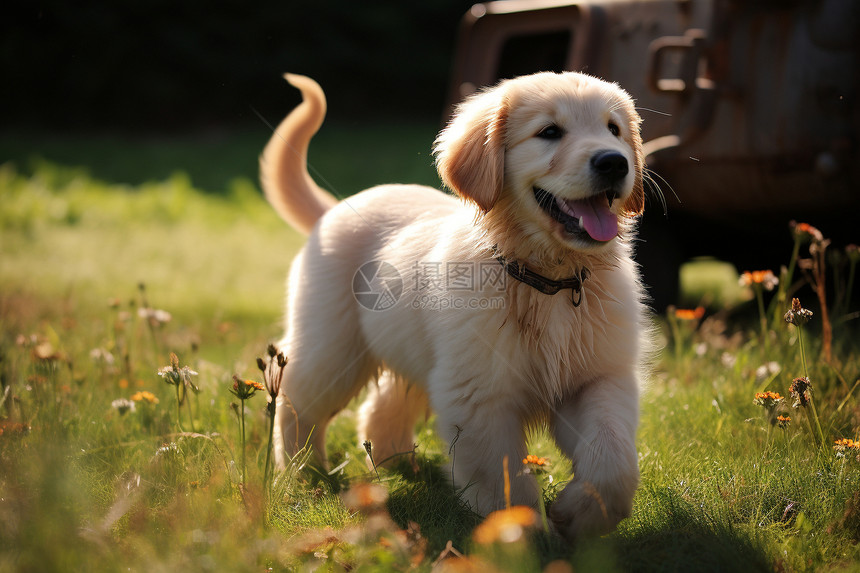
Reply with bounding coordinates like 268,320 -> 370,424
0,122 -> 440,196
2,0 -> 475,130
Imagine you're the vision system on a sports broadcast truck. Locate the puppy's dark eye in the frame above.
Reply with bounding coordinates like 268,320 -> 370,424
536,125 -> 564,140
608,122 -> 620,136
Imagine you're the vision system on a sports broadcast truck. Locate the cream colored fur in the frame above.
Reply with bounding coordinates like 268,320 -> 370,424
261,71 -> 650,541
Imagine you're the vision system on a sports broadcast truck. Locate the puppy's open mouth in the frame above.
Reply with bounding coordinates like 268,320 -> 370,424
533,187 -> 619,243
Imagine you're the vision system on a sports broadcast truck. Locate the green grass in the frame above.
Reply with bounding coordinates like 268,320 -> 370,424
1,130 -> 859,572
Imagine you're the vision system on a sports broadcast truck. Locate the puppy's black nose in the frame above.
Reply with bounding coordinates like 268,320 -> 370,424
590,151 -> 628,183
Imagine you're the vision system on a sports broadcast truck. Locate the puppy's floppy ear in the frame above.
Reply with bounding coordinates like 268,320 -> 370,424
622,111 -> 645,217
434,88 -> 507,213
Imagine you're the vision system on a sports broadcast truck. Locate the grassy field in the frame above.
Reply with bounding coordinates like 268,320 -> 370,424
1,128 -> 859,572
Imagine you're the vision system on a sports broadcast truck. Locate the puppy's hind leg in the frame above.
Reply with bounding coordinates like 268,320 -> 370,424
272,243 -> 384,470
274,346 -> 379,470
273,275 -> 380,470
357,371 -> 428,467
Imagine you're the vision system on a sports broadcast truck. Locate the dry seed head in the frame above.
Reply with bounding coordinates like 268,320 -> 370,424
784,298 -> 813,326
789,376 -> 813,408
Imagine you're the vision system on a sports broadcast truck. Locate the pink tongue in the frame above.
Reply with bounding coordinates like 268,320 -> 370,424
561,196 -> 618,241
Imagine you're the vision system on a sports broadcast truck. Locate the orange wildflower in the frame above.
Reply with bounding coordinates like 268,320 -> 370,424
433,555 -> 494,573
472,506 -> 538,545
341,482 -> 388,514
230,376 -> 264,400
522,454 -> 549,467
834,438 -> 860,460
739,270 -> 778,291
790,221 -> 824,243
753,391 -> 783,409
0,421 -> 30,438
834,438 -> 859,450
673,306 -> 705,321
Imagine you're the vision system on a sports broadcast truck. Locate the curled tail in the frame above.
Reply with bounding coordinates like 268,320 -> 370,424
260,74 -> 338,235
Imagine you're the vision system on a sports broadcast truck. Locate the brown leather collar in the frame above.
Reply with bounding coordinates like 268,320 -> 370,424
495,253 -> 589,307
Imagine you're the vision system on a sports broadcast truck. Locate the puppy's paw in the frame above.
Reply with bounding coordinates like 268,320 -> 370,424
549,480 -> 632,543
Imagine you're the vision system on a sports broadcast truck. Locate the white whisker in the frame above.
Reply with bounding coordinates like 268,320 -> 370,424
643,167 -> 679,216
635,106 -> 672,117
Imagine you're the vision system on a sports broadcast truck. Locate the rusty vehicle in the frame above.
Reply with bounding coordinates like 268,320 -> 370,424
444,0 -> 859,306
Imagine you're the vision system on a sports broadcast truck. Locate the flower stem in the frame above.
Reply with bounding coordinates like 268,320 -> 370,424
808,396 -> 827,448
764,421 -> 773,454
797,325 -> 826,447
755,286 -> 768,352
239,398 -> 246,484
797,324 -> 809,379
186,395 -> 195,433
668,313 -> 682,365
263,403 -> 276,495
175,385 -> 184,432
837,378 -> 860,413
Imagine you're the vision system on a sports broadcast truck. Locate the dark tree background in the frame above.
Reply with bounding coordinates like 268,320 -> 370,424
2,1 -> 476,131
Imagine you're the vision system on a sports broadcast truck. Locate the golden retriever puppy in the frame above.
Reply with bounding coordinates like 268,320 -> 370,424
261,71 -> 649,541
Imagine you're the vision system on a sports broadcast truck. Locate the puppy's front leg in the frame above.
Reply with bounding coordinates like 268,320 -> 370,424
549,375 -> 639,541
435,402 -> 540,515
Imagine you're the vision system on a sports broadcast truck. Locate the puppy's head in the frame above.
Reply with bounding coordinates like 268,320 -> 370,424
434,72 -> 643,251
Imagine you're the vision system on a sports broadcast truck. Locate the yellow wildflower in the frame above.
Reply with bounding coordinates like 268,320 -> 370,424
131,390 -> 159,404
